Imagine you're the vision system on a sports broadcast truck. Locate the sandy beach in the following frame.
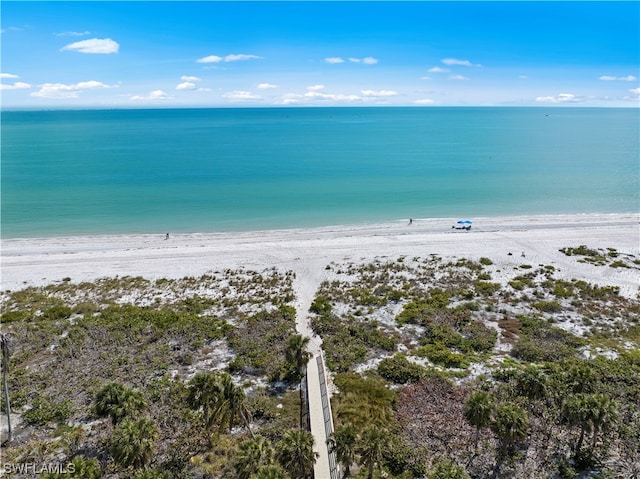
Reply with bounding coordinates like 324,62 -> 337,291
2,213 -> 639,298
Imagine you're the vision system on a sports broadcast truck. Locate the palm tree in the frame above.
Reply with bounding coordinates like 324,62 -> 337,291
1,333 -> 11,444
187,372 -> 217,425
285,334 -> 312,429
252,465 -> 290,479
110,417 -> 158,470
68,456 -> 101,479
516,366 -> 548,403
589,394 -> 618,449
562,393 -> 619,457
234,436 -> 275,479
276,429 -> 318,479
428,457 -> 470,479
188,371 -> 254,438
95,381 -> 146,426
285,334 -> 312,382
357,425 -> 390,479
562,394 -> 591,457
490,402 -> 528,477
42,455 -> 101,479
463,391 -> 494,452
327,423 -> 357,478
218,372 -> 254,437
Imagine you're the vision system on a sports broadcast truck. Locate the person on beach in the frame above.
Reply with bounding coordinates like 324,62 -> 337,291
165,233 -> 170,240
409,218 -> 413,226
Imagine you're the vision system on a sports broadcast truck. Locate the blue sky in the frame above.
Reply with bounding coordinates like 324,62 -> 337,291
1,1 -> 639,108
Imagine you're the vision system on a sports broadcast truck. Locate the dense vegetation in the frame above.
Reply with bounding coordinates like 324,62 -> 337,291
1,246 -> 638,478
312,250 -> 639,478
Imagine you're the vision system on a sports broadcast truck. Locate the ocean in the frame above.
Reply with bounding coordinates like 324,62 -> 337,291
1,107 -> 638,238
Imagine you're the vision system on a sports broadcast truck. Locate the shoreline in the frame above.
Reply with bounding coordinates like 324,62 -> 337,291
2,212 -> 639,296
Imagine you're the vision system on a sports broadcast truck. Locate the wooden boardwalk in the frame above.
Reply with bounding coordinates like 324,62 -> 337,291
306,353 -> 339,479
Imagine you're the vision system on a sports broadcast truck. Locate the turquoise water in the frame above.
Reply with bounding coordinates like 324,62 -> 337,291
1,107 -> 638,238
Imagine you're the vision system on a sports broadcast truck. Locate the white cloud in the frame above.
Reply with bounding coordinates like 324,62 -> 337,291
181,75 -> 201,82
428,67 -> 449,73
599,75 -> 637,81
449,75 -> 469,81
31,80 -> 110,98
1,26 -> 24,34
176,82 -> 197,91
0,81 -> 31,90
414,98 -> 435,105
225,54 -> 261,62
304,91 -> 361,102
61,38 -> 119,54
130,90 -> 171,101
31,83 -> 77,98
280,89 -> 364,104
442,58 -> 481,67
1,73 -> 20,79
629,87 -> 640,95
197,55 -> 223,63
257,83 -> 278,89
223,90 -> 262,100
55,31 -> 91,37
326,56 -> 379,65
361,89 -> 398,97
535,93 -> 583,104
348,56 -> 378,64
197,53 -> 261,63
281,93 -> 303,105
75,80 -> 110,89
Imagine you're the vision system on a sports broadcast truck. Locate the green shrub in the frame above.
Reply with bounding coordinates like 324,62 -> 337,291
609,260 -> 629,269
309,296 -> 332,314
41,304 -> 73,321
42,455 -> 102,479
474,281 -> 501,296
479,257 -> 493,266
417,343 -> 469,369
552,281 -> 575,298
428,457 -> 470,479
511,317 -> 584,362
23,395 -> 73,425
396,289 -> 452,325
0,309 -> 30,323
460,320 -> 498,353
532,300 -> 562,313
561,245 -> 599,257
227,306 -> 295,377
387,289 -> 406,302
377,354 -> 426,384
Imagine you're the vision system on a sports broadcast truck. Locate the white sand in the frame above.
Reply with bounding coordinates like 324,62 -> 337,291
2,213 -> 639,298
